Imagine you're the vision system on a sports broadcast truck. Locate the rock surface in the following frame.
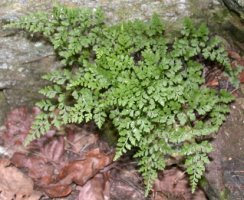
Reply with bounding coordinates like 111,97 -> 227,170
0,32 -> 60,122
221,0 -> 244,19
204,98 -> 244,200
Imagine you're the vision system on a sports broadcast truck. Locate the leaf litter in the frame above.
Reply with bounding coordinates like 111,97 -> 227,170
0,107 -> 209,200
0,159 -> 41,200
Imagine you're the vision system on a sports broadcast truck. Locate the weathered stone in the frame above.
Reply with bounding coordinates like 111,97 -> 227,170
203,98 -> 244,200
0,33 -> 60,107
0,92 -> 8,125
221,0 -> 244,19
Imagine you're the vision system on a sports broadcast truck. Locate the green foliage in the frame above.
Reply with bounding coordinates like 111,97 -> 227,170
8,5 -> 240,196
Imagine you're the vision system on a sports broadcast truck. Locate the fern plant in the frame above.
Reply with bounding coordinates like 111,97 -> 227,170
7,5 -> 242,195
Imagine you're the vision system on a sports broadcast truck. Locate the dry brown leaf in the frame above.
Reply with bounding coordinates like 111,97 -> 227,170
2,107 -> 37,154
31,148 -> 113,197
239,71 -> 244,83
11,152 -> 32,168
40,136 -> 65,163
57,148 -> 114,186
4,107 -> 35,141
153,192 -> 168,200
153,167 -> 206,200
0,159 -> 41,200
43,184 -> 72,198
66,126 -> 98,153
77,173 -> 110,200
3,110 -> 114,199
228,50 -> 241,60
109,163 -> 145,200
11,152 -> 55,186
206,79 -> 219,87
28,130 -> 57,151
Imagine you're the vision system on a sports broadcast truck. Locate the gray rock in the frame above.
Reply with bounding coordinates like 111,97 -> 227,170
0,33 -> 60,107
0,92 -> 8,125
204,98 -> 244,200
221,0 -> 244,18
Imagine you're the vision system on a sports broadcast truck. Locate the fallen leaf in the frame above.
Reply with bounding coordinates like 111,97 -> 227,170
43,184 -> 72,198
228,50 -> 241,60
11,152 -> 55,186
40,136 -> 65,163
57,148 -> 114,186
0,159 -> 41,200
206,79 -> 219,87
153,167 -> 206,200
1,108 -> 37,155
4,107 -> 36,144
153,192 -> 168,200
28,129 -> 57,151
77,173 -> 110,200
2,109 -> 114,199
66,126 -> 98,153
109,162 -> 145,200
239,71 -> 244,83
